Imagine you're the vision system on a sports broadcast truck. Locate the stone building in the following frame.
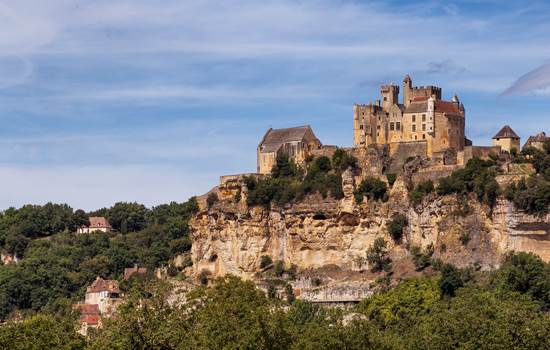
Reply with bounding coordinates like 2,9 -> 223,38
523,131 -> 549,151
257,125 -> 322,174
353,75 -> 465,159
84,276 -> 120,314
77,217 -> 112,234
492,125 -> 520,153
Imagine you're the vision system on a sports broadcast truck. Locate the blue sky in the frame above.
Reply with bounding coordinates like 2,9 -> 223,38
0,0 -> 550,210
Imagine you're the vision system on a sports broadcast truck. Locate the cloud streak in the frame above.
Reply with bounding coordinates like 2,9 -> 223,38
502,62 -> 550,95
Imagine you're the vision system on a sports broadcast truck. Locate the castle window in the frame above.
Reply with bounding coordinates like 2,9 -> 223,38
422,114 -> 426,121
383,97 -> 387,101
377,125 -> 380,130
390,122 -> 395,130
422,124 -> 426,131
429,126 -> 432,131
415,135 -> 417,140
360,125 -> 363,129
412,115 -> 416,122
396,122 -> 401,130
412,124 -> 416,132
422,134 -> 426,139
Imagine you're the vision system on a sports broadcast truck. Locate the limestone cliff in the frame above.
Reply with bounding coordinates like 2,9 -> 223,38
190,172 -> 550,280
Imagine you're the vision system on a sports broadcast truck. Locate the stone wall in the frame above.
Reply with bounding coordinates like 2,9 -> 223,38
388,141 -> 427,173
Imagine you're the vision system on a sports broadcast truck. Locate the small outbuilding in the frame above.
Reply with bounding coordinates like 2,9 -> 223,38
77,217 -> 112,234
492,125 -> 520,154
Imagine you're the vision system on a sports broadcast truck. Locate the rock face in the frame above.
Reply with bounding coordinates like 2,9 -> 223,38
190,180 -> 550,279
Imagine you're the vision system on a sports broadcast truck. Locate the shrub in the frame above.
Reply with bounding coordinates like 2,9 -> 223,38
199,270 -> 211,285
273,260 -> 284,277
260,255 -> 273,269
271,153 -> 300,179
409,180 -> 434,206
234,189 -> 242,203
387,213 -> 407,242
332,148 -> 357,172
410,244 -> 433,271
206,193 -> 218,208
354,177 -> 388,204
459,232 -> 471,246
366,237 -> 392,273
439,263 -> 464,297
386,173 -> 397,187
436,157 -> 500,207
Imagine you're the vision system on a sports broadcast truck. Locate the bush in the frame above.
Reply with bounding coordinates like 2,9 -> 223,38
436,158 -> 500,207
332,148 -> 357,172
410,245 -> 433,271
387,213 -> 407,242
354,177 -> 388,204
386,173 -> 397,187
409,180 -> 434,206
459,232 -> 471,246
199,270 -> 211,285
439,263 -> 464,297
206,193 -> 218,208
366,237 -> 392,273
260,255 -> 272,269
273,260 -> 284,277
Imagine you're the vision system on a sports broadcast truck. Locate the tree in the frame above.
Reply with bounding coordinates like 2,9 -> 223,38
493,252 -> 550,308
107,202 -> 149,233
439,263 -> 463,297
206,193 -> 218,208
0,314 -> 86,350
366,237 -> 392,273
387,214 -> 407,242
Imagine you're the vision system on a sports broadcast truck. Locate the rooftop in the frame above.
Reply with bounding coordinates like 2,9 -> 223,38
493,125 -> 519,139
259,125 -> 316,153
86,277 -> 120,294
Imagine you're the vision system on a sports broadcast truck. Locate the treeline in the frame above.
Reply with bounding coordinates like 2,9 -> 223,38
1,252 -> 549,350
0,199 -> 198,321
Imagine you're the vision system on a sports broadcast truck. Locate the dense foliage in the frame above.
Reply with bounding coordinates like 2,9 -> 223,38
354,176 -> 388,204
1,252 -> 550,349
506,142 -> 550,214
246,150 -> 356,207
436,158 -> 500,207
0,199 -> 198,321
386,214 -> 407,242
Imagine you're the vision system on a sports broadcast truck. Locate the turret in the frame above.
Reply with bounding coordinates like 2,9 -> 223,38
403,75 -> 412,107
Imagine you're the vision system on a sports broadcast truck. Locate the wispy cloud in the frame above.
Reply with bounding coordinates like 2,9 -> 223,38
502,62 -> 550,95
1,0 -> 550,209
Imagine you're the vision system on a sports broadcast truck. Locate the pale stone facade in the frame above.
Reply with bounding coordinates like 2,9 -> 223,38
257,125 -> 322,174
492,125 -> 520,153
77,217 -> 112,234
354,75 -> 465,158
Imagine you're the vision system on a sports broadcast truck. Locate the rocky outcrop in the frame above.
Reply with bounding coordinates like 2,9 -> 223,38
190,179 -> 550,280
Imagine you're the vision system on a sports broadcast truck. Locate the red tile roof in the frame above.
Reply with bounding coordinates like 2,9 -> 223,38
81,314 -> 99,325
434,100 -> 461,114
86,277 -> 120,294
412,96 -> 429,102
88,217 -> 112,229
76,303 -> 100,315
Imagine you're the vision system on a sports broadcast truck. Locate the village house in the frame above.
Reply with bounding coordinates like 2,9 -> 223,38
77,216 -> 112,234
257,125 -> 322,174
84,276 -> 120,314
74,303 -> 100,336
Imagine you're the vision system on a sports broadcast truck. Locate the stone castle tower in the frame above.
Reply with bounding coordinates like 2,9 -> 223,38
354,75 -> 465,158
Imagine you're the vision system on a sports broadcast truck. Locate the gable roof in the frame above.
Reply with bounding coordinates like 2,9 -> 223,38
403,100 -> 461,115
76,303 -> 100,315
493,125 -> 519,139
88,217 -> 111,229
259,125 -> 317,153
86,277 -> 120,294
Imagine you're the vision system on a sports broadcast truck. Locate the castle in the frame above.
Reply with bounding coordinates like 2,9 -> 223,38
353,75 -> 466,158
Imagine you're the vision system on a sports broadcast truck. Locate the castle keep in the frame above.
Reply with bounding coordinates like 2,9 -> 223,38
353,75 -> 465,158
